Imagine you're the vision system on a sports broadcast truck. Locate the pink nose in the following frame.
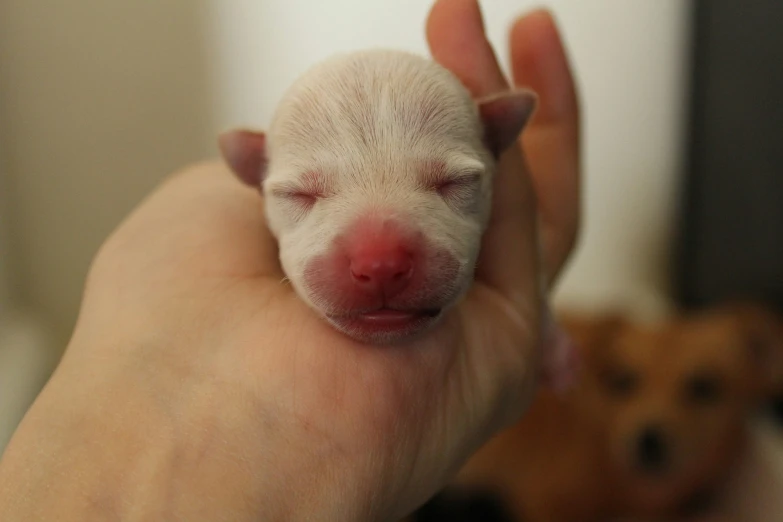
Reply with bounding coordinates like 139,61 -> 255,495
349,244 -> 414,298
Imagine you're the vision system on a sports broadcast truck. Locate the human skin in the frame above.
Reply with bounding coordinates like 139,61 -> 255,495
0,1 -> 580,521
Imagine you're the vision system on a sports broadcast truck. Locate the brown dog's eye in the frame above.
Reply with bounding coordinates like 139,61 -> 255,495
685,373 -> 723,405
603,367 -> 638,398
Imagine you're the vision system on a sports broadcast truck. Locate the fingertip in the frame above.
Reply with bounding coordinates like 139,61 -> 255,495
511,7 -> 557,38
426,0 -> 487,43
509,6 -> 578,125
426,0 -> 509,97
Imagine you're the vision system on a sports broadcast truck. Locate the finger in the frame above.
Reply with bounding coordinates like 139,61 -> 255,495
426,0 -> 541,306
426,0 -> 509,96
510,9 -> 581,286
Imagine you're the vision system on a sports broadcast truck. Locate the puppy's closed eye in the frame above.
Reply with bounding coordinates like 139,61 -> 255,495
432,171 -> 481,194
420,160 -> 484,213
269,188 -> 320,220
435,172 -> 482,211
274,188 -> 321,204
268,172 -> 328,218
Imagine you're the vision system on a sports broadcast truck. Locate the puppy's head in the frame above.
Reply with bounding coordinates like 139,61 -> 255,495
577,304 -> 783,512
219,50 -> 536,343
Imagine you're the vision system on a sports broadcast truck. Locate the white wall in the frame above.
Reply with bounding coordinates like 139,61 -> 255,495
209,0 -> 692,319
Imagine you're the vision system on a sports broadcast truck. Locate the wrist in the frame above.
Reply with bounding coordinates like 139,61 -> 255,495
0,347 -> 376,522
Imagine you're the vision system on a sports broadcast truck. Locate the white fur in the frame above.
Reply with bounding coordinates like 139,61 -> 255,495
262,49 -> 495,315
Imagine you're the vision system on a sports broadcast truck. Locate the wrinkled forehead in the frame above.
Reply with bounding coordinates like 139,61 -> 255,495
268,52 -> 484,171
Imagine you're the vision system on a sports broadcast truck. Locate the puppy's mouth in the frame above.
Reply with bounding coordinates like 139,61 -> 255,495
326,307 -> 442,344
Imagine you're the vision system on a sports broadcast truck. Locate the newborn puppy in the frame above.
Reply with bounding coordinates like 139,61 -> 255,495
218,49 -> 539,344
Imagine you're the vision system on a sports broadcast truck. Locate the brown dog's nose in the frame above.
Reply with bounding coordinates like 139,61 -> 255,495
636,425 -> 668,473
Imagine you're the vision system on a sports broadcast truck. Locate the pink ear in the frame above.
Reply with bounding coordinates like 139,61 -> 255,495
217,129 -> 268,187
478,89 -> 538,157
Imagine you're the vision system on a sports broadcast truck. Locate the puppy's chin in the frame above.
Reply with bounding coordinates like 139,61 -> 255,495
324,308 -> 444,345
294,270 -> 472,344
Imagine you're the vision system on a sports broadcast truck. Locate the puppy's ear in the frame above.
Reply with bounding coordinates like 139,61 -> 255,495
729,303 -> 783,398
218,129 -> 268,187
477,89 -> 538,158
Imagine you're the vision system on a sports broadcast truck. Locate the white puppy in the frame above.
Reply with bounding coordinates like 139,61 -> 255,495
219,49 -> 560,356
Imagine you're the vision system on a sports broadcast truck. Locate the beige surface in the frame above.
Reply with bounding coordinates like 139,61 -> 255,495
0,0 -> 218,343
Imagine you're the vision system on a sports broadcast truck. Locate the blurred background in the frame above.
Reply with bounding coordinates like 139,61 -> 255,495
0,0 -> 780,491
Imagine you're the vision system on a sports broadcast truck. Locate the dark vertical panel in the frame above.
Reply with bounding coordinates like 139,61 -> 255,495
674,0 -> 783,311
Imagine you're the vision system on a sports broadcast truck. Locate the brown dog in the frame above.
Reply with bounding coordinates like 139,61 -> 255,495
441,303 -> 783,522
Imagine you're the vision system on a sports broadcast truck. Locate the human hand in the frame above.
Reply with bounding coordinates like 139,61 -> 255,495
0,1 -> 580,521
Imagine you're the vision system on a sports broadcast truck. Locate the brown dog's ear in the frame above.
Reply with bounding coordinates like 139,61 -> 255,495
728,302 -> 783,397
558,311 -> 628,361
477,89 -> 538,158
218,129 -> 268,187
